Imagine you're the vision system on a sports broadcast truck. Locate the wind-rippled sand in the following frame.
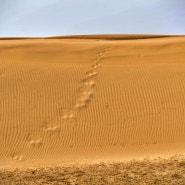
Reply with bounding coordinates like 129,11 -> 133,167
0,34 -> 185,184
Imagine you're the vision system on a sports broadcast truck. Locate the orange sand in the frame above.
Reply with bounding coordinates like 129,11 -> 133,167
0,35 -> 185,169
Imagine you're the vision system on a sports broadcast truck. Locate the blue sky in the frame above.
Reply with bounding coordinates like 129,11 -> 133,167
0,0 -> 184,37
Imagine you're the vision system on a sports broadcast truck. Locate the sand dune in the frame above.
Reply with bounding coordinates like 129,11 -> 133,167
0,35 -> 185,171
0,34 -> 182,40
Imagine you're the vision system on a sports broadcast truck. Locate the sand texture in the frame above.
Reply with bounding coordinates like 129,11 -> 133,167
0,35 -> 185,179
1,156 -> 185,184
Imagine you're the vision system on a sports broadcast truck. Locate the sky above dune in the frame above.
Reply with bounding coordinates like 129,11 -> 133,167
0,0 -> 184,37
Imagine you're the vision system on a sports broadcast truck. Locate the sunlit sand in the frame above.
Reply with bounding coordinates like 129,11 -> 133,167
0,34 -> 185,183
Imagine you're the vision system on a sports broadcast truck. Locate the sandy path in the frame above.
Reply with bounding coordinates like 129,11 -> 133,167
0,35 -> 185,168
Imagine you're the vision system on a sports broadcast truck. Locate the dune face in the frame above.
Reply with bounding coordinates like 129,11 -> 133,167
0,35 -> 185,169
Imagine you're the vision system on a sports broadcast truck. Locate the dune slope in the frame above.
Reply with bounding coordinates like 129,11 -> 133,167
0,35 -> 185,168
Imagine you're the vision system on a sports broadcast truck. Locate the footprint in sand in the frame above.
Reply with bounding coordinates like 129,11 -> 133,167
59,108 -> 76,119
86,70 -> 98,78
67,47 -> 110,112
96,58 -> 101,62
11,154 -> 24,161
98,52 -> 104,57
74,85 -> 94,109
74,101 -> 87,109
27,133 -> 43,148
43,120 -> 61,135
92,63 -> 101,69
45,126 -> 60,133
29,138 -> 43,148
83,79 -> 95,87
75,93 -> 92,105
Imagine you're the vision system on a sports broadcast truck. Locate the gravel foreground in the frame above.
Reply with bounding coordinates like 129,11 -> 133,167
1,156 -> 185,185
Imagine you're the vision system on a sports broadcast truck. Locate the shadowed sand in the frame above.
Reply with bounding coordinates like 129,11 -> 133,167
0,34 -> 185,183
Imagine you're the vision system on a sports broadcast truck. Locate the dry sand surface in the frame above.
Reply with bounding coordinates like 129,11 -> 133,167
1,156 -> 185,185
0,34 -> 185,183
